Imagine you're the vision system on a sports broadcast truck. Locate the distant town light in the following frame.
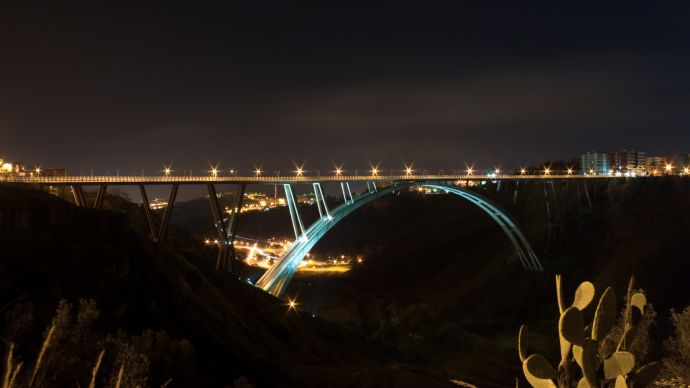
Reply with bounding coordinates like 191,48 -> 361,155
287,298 -> 298,310
684,166 -> 690,175
665,163 -> 673,172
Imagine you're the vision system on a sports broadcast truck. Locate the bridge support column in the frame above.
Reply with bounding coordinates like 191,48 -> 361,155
226,184 -> 245,269
283,184 -> 306,240
158,184 -> 179,242
340,182 -> 354,203
94,184 -> 107,208
138,185 -> 159,243
312,182 -> 331,220
207,184 -> 232,272
512,181 -> 519,204
366,181 -> 377,193
71,185 -> 86,207
543,182 -> 552,221
583,180 -> 593,211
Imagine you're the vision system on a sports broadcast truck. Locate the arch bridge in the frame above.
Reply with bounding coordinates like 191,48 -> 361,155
7,173 -> 621,297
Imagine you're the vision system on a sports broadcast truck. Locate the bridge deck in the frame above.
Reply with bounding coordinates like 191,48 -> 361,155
2,174 -> 629,185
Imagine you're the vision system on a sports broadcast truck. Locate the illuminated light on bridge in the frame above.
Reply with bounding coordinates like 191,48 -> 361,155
210,166 -> 219,178
254,168 -> 262,177
494,168 -> 501,175
684,166 -> 690,175
567,168 -> 573,175
544,167 -> 551,176
163,166 -> 172,176
520,168 -> 526,175
370,165 -> 379,176
334,166 -> 343,176
405,165 -> 414,176
294,166 -> 304,177
466,166 -> 474,175
665,163 -> 674,173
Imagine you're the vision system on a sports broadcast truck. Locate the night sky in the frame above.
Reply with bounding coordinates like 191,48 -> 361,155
2,2 -> 690,175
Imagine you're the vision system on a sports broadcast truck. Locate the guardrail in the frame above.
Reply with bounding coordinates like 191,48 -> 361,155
1,174 -> 638,185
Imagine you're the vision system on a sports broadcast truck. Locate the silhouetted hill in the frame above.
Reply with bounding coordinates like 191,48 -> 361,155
0,184 -> 455,387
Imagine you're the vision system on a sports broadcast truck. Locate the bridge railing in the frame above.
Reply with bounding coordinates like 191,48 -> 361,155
2,174 -> 631,184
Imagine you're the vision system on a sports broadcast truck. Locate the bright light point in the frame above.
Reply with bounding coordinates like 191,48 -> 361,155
466,167 -> 474,175
520,168 -> 526,175
370,166 -> 379,176
567,168 -> 573,175
295,167 -> 304,176
287,299 -> 298,310
334,167 -> 342,176
665,163 -> 673,171
494,168 -> 500,175
405,165 -> 413,176
254,168 -> 262,176
544,168 -> 551,175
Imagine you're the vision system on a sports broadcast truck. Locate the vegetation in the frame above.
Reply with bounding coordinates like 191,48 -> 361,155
1,299 -> 197,388
659,306 -> 690,386
518,275 -> 661,387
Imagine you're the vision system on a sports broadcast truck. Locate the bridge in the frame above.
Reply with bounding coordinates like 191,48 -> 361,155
5,172 -> 628,297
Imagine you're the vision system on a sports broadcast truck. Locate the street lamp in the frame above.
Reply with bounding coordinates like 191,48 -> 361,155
567,168 -> 573,175
494,168 -> 501,175
543,167 -> 551,176
665,163 -> 674,174
520,168 -> 526,175
163,166 -> 172,176
254,168 -> 262,177
295,167 -> 304,177
334,166 -> 343,176
404,165 -> 413,176
210,167 -> 218,178
370,166 -> 379,176
466,167 -> 474,175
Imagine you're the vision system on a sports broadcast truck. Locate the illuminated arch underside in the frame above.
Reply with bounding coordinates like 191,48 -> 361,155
255,183 -> 542,297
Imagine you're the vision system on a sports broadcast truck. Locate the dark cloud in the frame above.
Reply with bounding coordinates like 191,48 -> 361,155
2,1 -> 690,173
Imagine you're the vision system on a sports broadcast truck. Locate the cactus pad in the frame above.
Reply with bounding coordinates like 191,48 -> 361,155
572,281 -> 596,311
593,287 -> 617,341
603,351 -> 635,380
522,354 -> 557,388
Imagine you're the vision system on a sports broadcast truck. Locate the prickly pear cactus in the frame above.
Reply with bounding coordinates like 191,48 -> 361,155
517,276 -> 660,388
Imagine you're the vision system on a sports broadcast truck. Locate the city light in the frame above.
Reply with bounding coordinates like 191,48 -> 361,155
494,168 -> 500,175
589,169 -> 595,175
684,166 -> 690,175
665,163 -> 674,172
567,168 -> 573,175
287,298 -> 298,310
543,167 -> 551,176
34,167 -> 41,176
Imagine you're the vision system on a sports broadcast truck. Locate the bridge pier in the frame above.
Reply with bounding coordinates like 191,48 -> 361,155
283,184 -> 306,240
207,183 -> 232,271
226,184 -> 245,269
312,182 -> 331,219
138,185 -> 159,243
70,185 -> 86,207
158,184 -> 179,242
94,184 -> 107,208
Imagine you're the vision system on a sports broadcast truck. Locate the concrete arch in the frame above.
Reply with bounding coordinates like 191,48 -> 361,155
255,182 -> 542,297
